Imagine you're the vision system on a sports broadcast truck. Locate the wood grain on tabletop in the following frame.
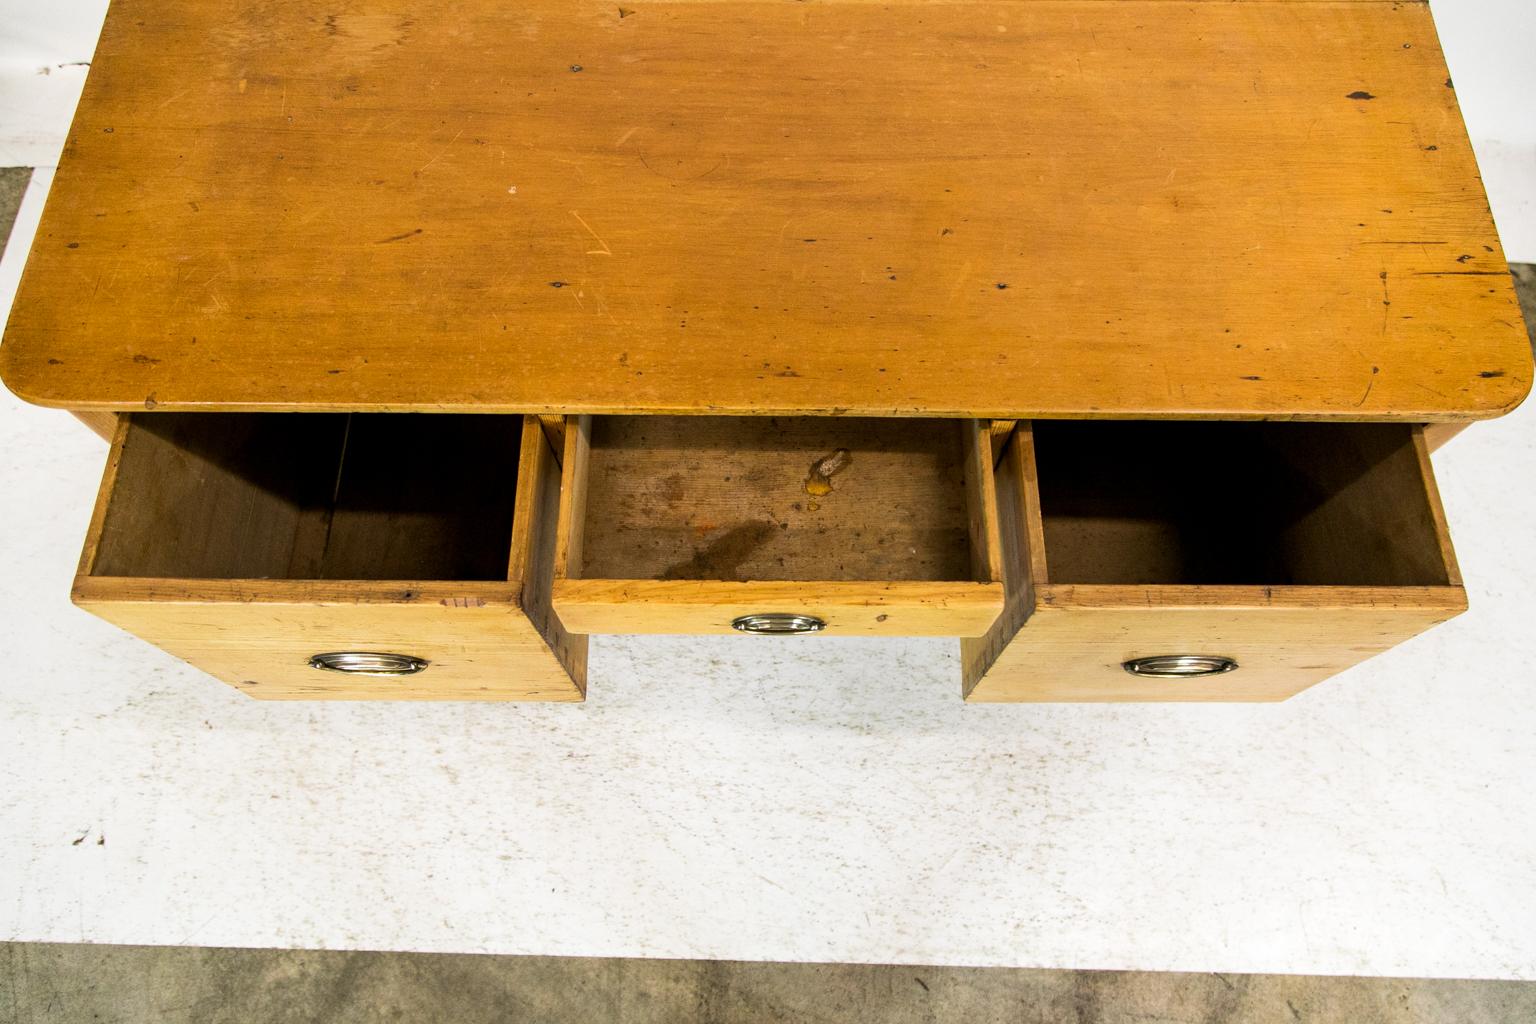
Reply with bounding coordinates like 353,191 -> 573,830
0,0 -> 1526,419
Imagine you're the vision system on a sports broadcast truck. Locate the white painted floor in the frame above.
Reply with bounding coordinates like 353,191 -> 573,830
1,162 -> 1535,977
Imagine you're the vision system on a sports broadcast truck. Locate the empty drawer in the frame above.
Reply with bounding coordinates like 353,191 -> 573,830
73,413 -> 585,700
551,416 -> 1006,636
964,421 -> 1466,702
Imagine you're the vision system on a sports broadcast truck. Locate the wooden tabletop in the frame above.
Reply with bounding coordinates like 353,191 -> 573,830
1,0 -> 1529,420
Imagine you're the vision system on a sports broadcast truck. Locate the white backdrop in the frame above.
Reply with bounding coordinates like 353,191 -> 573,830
0,1 -> 107,166
1434,0 -> 1536,261
3,0 -> 1531,256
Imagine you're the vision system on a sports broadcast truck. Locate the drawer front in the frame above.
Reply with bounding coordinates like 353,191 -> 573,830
553,579 -> 1006,636
73,413 -> 585,701
73,580 -> 584,701
551,415 -> 1006,637
964,421 -> 1467,702
963,589 -> 1466,702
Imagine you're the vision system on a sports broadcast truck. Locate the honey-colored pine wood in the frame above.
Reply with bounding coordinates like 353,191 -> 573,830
537,415 -> 566,460
964,419 -> 1006,585
553,416 -> 1005,635
71,410 -> 117,442
73,414 -> 585,700
988,421 -> 1018,465
554,414 -> 593,585
959,430 -> 1039,687
1423,421 -> 1471,452
516,415 -> 589,688
965,585 -> 1468,702
1,0 -> 1526,421
963,422 -> 1466,701
552,579 -> 1006,636
71,579 -> 584,701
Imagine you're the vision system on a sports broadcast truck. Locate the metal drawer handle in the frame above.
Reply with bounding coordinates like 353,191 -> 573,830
731,613 -> 827,635
309,652 -> 429,676
1123,654 -> 1238,678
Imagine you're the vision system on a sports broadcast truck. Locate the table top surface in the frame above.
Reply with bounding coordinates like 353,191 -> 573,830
0,0 -> 1529,420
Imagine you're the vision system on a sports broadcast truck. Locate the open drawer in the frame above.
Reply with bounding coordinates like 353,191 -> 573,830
73,413 -> 585,700
964,421 -> 1466,702
551,416 -> 1006,636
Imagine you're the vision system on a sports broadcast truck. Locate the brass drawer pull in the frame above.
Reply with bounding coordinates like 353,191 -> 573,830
731,613 -> 827,635
309,652 -> 429,676
1122,654 -> 1237,678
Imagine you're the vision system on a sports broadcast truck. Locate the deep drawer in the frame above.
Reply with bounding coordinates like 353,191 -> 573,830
964,421 -> 1466,702
73,413 -> 584,700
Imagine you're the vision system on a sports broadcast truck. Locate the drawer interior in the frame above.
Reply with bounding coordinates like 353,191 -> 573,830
571,416 -> 990,583
88,414 -> 521,581
1029,421 -> 1455,588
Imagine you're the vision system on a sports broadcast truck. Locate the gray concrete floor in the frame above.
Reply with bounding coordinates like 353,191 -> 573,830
2,170 -> 1535,1020
0,167 -> 33,262
4,943 -> 1536,1023
1514,262 -> 1536,351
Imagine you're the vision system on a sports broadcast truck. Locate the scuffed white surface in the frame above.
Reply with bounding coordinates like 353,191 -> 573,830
1467,139 -> 1536,266
0,63 -> 87,167
2,186 -> 1536,979
0,0 -> 107,167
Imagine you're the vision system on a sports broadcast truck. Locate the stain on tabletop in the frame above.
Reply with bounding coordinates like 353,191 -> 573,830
375,227 -> 423,244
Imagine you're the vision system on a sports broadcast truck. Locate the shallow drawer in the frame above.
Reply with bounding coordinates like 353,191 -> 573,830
964,421 -> 1466,702
551,416 -> 1006,636
73,414 -> 585,700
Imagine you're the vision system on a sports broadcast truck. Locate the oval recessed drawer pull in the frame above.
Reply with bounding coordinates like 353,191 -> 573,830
308,652 -> 430,676
1122,654 -> 1238,678
730,613 -> 827,636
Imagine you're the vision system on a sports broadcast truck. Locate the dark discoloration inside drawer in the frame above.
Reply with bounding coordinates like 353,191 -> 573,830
577,416 -> 976,583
